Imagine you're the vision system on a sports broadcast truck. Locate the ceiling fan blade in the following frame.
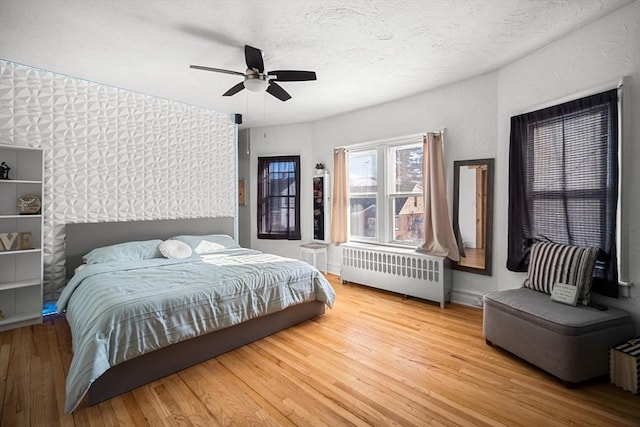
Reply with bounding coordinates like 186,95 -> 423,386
268,70 -> 317,82
223,82 -> 246,97
266,81 -> 291,101
190,65 -> 245,76
244,45 -> 264,73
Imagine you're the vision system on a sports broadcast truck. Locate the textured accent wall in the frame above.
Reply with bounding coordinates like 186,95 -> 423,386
0,60 -> 236,298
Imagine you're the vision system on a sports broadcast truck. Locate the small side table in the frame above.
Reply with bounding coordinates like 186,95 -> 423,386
299,242 -> 329,273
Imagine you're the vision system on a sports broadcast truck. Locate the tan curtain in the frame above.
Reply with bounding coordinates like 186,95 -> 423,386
331,147 -> 348,244
418,132 -> 460,261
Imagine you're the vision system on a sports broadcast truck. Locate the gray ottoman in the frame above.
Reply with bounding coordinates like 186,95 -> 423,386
483,288 -> 636,384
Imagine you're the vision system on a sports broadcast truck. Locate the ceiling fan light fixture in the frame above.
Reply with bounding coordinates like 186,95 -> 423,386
190,45 -> 313,101
244,76 -> 268,92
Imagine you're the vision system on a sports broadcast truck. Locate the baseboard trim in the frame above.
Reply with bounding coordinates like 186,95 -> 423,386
452,289 -> 485,308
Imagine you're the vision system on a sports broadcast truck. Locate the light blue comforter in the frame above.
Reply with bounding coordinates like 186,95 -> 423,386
57,248 -> 336,413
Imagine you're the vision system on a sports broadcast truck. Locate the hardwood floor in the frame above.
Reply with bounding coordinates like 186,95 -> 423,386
1,274 -> 639,426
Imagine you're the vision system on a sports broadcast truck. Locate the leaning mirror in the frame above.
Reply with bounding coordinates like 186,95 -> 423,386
452,158 -> 494,276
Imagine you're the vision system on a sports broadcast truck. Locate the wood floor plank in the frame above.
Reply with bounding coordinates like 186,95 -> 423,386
179,360 -> 277,426
130,382 -> 173,427
0,336 -> 10,423
47,321 -> 74,427
5,328 -> 29,427
115,392 -> 151,427
1,274 -> 639,426
241,342 -> 368,427
253,337 -> 394,426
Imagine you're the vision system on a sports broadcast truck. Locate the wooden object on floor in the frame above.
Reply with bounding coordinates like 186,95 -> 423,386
2,274 -> 640,426
610,338 -> 640,394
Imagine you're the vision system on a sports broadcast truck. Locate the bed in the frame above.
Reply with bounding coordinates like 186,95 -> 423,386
59,218 -> 335,414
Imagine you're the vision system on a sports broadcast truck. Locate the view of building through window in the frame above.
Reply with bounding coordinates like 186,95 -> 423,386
391,143 -> 423,243
348,140 -> 423,245
349,150 -> 377,240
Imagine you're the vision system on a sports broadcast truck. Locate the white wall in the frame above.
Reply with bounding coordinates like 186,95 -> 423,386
310,72 -> 499,304
241,1 -> 640,323
0,60 -> 237,299
495,1 -> 640,324
244,72 -> 498,303
248,124 -> 315,260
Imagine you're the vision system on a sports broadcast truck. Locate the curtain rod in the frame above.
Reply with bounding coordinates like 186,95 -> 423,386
512,77 -> 624,117
334,129 -> 445,151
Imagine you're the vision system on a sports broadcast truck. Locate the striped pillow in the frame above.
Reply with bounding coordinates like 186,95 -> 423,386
523,242 -> 599,305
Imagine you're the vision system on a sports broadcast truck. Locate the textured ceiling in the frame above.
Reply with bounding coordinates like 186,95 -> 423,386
0,0 -> 633,127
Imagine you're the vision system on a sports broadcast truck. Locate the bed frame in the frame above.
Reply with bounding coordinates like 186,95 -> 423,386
64,218 -> 326,407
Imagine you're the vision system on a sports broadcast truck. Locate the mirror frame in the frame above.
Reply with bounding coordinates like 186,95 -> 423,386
452,158 -> 494,276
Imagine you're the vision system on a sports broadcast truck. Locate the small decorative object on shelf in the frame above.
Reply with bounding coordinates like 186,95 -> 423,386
17,194 -> 41,215
0,232 -> 18,251
0,161 -> 10,179
0,231 -> 33,251
0,310 -> 5,320
315,162 -> 325,175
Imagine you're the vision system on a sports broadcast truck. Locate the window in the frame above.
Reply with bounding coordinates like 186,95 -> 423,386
508,89 -> 618,297
349,150 -> 377,240
390,143 -> 424,243
348,137 -> 423,246
257,156 -> 301,240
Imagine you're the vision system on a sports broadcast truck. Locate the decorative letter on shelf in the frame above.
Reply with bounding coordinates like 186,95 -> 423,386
0,232 -> 33,251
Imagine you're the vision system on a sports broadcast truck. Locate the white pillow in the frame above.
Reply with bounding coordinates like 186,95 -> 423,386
159,240 -> 193,259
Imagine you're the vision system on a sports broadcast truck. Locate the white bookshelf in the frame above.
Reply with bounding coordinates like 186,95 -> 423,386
312,171 -> 330,243
0,145 -> 43,331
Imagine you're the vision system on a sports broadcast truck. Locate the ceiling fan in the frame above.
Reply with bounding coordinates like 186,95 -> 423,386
190,45 -> 317,101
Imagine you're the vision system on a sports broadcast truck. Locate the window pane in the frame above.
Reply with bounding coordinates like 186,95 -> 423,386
531,106 -> 609,194
393,196 -> 424,242
257,156 -> 301,240
527,105 -> 612,249
349,150 -> 377,193
392,144 -> 423,193
263,196 -> 294,229
350,197 -> 376,239
531,198 -> 605,247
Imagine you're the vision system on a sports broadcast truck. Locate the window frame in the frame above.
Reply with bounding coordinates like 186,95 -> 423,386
347,135 -> 424,247
257,155 -> 301,240
387,142 -> 424,244
348,149 -> 379,242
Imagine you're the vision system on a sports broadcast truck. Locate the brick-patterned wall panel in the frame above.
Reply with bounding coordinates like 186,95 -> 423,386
0,60 -> 236,298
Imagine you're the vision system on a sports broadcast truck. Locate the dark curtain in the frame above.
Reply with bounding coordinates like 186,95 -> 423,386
508,89 -> 618,297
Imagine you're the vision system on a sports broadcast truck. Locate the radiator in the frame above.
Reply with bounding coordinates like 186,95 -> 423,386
340,242 -> 451,308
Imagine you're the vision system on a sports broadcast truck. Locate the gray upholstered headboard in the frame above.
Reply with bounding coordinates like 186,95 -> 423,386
65,217 -> 235,279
